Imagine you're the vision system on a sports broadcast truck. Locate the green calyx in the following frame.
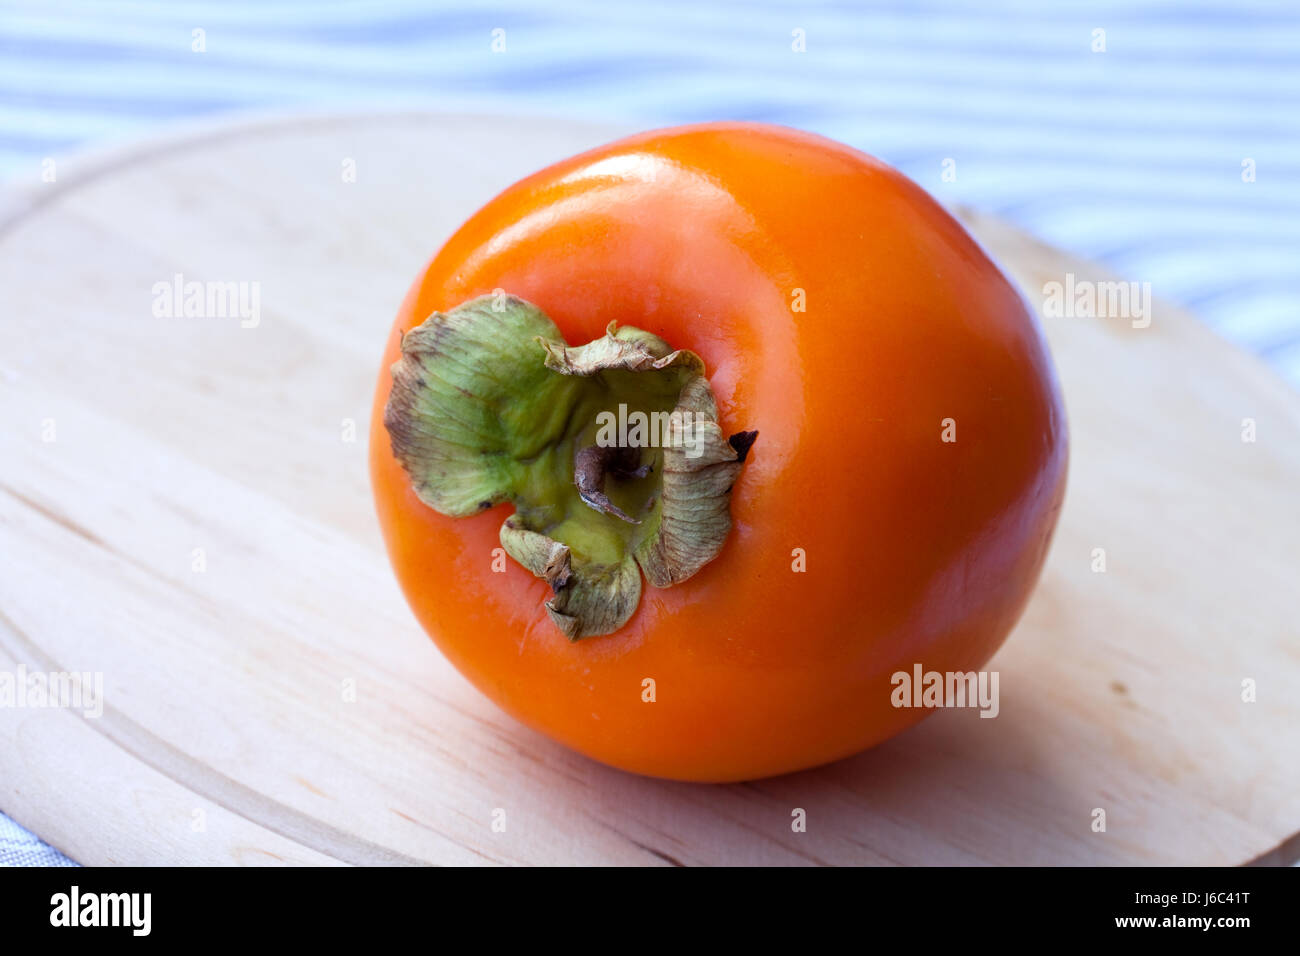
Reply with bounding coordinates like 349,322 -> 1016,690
384,294 -> 757,640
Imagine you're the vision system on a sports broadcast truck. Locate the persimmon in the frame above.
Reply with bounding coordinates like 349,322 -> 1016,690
369,122 -> 1067,782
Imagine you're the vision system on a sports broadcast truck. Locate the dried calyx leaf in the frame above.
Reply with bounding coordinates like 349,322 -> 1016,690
385,294 -> 756,639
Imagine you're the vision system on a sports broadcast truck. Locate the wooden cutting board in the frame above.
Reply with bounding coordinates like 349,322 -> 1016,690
1,112 -> 1296,866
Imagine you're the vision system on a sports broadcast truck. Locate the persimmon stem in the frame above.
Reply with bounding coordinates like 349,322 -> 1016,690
384,294 -> 756,640
574,445 -> 652,524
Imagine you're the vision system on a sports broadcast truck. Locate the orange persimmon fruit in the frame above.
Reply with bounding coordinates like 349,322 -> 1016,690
369,122 -> 1067,782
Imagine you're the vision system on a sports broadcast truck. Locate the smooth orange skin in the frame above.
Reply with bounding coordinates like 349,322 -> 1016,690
369,122 -> 1067,782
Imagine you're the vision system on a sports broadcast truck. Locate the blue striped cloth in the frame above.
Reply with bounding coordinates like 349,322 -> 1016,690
1,0 -> 1296,866
0,814 -> 75,867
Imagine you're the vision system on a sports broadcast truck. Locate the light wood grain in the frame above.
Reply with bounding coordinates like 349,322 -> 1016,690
1,112 -> 1296,866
